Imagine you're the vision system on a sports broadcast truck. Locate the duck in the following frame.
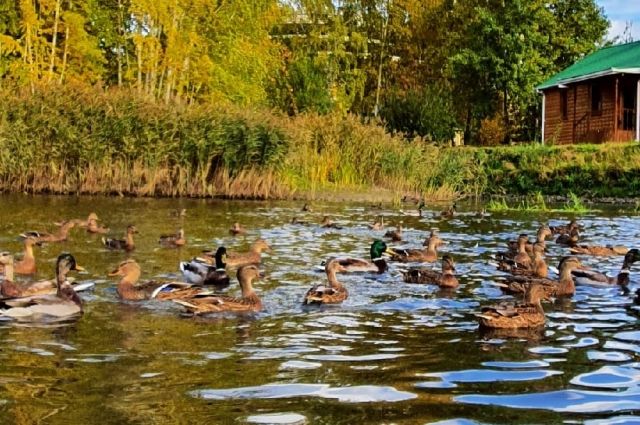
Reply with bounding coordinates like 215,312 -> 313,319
108,259 -> 198,301
302,203 -> 313,212
170,208 -> 187,217
476,284 -> 549,329
86,213 -> 109,234
401,201 -> 426,217
556,227 -> 580,246
173,265 -> 263,314
103,225 -> 138,251
497,242 -> 547,279
384,222 -> 402,242
303,259 -> 348,305
180,247 -> 230,286
550,219 -> 579,235
330,240 -> 395,274
572,248 -> 640,287
14,237 -> 39,275
21,220 -> 76,243
0,253 -> 85,320
569,243 -> 629,256
507,226 -> 552,253
320,216 -> 343,229
223,239 -> 272,268
229,222 -> 246,236
390,234 -> 440,263
423,229 -> 445,248
159,229 -> 186,248
441,203 -> 456,219
368,216 -> 384,231
500,256 -> 586,298
291,216 -> 310,225
401,255 -> 458,288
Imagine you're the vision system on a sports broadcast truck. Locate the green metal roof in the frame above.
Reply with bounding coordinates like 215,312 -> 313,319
538,40 -> 640,90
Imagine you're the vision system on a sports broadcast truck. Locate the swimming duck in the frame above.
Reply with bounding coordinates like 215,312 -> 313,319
108,259 -> 197,301
180,247 -> 230,286
400,201 -> 426,217
477,284 -> 549,329
441,203 -> 456,219
302,203 -> 313,212
170,208 -> 187,217
303,259 -> 348,305
550,219 -> 579,235
103,225 -> 138,251
230,222 -> 246,236
500,256 -> 586,298
14,237 -> 39,275
572,248 -> 640,287
159,229 -> 186,248
384,223 -> 403,242
497,242 -> 547,279
507,226 -> 552,253
291,217 -> 310,225
368,216 -> 384,231
0,253 -> 85,319
391,234 -> 440,263
568,243 -> 629,256
320,216 -> 343,229
21,220 -> 76,243
401,255 -> 458,288
330,240 -> 395,274
173,265 -> 263,314
556,227 -> 580,246
423,229 -> 445,248
224,239 -> 272,268
86,214 -> 109,234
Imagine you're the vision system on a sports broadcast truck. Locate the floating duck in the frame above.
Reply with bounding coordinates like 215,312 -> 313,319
14,237 -> 39,275
497,242 -> 547,279
224,239 -> 272,268
500,256 -> 586,297
159,229 -> 186,248
477,284 -> 549,329
556,227 -> 580,246
103,225 -> 138,251
320,216 -> 343,229
441,203 -> 456,219
569,243 -> 629,256
507,225 -> 552,253
572,249 -> 640,287
230,222 -> 246,236
86,213 -> 109,234
550,219 -> 579,235
390,234 -> 440,263
368,216 -> 384,231
304,259 -> 348,305
108,259 -> 197,301
401,255 -> 458,288
384,222 -> 403,242
174,265 -> 263,314
21,220 -> 76,243
330,240 -> 394,274
180,247 -> 230,286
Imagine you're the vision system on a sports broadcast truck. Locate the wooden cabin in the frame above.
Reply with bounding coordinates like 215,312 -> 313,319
538,41 -> 640,144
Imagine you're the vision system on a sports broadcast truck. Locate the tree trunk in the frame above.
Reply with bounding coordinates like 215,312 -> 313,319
48,0 -> 62,81
373,0 -> 390,118
117,0 -> 123,86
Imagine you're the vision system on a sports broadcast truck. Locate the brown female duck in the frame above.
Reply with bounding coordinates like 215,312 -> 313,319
14,237 -> 39,275
501,256 -> 586,297
368,216 -> 384,231
569,243 -> 629,256
22,220 -> 76,243
320,216 -> 343,229
173,265 -> 263,314
229,222 -> 247,236
498,242 -> 548,279
86,213 -> 109,234
159,229 -> 186,248
103,225 -> 138,251
384,223 -> 403,242
572,249 -> 640,287
304,259 -> 348,305
507,226 -> 552,253
477,284 -> 549,329
391,234 -> 440,263
556,227 -> 580,246
223,239 -> 272,268
441,203 -> 456,219
401,255 -> 458,288
550,220 -> 579,235
108,259 -> 196,301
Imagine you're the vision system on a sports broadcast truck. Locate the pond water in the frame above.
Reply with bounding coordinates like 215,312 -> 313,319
0,194 -> 639,424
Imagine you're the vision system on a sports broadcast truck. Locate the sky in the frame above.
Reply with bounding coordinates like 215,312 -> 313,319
597,0 -> 640,41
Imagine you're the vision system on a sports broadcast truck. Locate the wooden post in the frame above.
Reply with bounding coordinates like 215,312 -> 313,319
541,93 -> 546,145
614,77 -> 619,141
572,85 -> 577,143
636,78 -> 640,142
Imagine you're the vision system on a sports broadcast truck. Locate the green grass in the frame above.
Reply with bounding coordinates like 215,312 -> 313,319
487,192 -> 595,213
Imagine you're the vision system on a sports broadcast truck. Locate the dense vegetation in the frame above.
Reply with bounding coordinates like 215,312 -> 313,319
2,85 -> 640,200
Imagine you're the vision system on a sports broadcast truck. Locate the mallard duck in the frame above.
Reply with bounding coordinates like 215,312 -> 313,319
21,220 -> 76,243
291,217 -> 309,225
302,203 -> 313,212
423,229 -> 445,248
108,259 -> 198,301
304,259 -> 348,305
173,265 -> 263,314
159,229 -> 186,248
391,234 -> 440,263
569,243 -> 629,256
368,216 -> 384,231
384,223 -> 402,242
401,255 -> 458,288
497,242 -> 547,279
86,214 -> 109,234
572,249 -> 640,287
14,237 -> 39,275
103,225 -> 138,251
224,239 -> 272,268
507,226 -> 552,253
330,240 -> 395,274
0,253 -> 85,319
180,247 -> 230,286
320,216 -> 343,229
441,203 -> 456,219
550,219 -> 579,235
477,284 -> 550,329
401,194 -> 421,204
556,227 -> 580,246
230,222 -> 246,236
170,208 -> 187,217
500,256 -> 586,298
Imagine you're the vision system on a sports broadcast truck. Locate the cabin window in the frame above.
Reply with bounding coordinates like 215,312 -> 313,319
591,84 -> 602,115
560,89 -> 568,120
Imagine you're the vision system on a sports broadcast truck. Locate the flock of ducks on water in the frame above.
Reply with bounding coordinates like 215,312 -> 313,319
0,202 -> 638,334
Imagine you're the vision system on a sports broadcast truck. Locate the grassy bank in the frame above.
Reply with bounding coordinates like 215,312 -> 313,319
1,85 -> 640,200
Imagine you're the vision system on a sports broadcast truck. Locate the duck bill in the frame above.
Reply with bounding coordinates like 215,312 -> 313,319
74,264 -> 86,272
384,248 -> 396,257
107,269 -> 121,277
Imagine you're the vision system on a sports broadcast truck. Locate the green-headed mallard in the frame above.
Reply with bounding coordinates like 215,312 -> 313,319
304,259 -> 348,305
159,229 -> 186,248
401,255 -> 458,288
331,240 -> 394,274
174,265 -> 263,314
572,248 -> 640,287
103,225 -> 138,251
180,247 -> 230,287
477,284 -> 549,329
224,239 -> 272,268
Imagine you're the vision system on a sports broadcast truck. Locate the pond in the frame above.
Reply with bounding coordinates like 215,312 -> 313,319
0,194 -> 638,424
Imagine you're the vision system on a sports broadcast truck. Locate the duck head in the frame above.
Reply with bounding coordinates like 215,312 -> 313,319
214,247 -> 228,269
370,240 -> 394,260
108,259 -> 141,280
126,225 -> 139,235
442,255 -> 456,273
252,239 -> 272,253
